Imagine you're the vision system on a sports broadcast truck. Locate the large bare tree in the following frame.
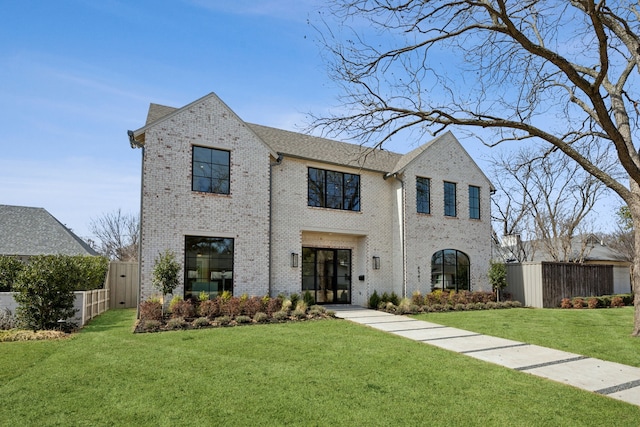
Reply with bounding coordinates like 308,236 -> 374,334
491,147 -> 610,262
89,209 -> 139,262
314,1 -> 640,335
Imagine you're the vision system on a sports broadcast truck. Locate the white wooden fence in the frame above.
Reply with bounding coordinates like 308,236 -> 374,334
0,289 -> 109,327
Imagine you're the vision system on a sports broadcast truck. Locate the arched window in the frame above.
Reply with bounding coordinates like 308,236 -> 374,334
431,249 -> 470,292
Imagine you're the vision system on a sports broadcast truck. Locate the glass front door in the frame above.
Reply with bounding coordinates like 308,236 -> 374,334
302,247 -> 351,304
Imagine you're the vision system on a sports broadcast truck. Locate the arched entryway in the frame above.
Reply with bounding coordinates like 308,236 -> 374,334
431,249 -> 470,292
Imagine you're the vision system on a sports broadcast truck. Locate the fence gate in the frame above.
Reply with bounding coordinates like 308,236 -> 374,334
106,261 -> 138,309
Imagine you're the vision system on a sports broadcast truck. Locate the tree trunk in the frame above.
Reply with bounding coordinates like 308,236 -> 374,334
630,201 -> 640,336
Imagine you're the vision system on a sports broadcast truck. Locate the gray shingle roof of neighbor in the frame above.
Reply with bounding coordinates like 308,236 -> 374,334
0,205 -> 98,257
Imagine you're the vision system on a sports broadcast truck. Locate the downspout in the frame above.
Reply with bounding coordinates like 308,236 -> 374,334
128,130 -> 144,318
385,172 -> 407,298
269,153 -> 284,296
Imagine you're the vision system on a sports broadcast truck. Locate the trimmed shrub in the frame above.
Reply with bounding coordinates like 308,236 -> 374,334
199,299 -> 220,319
389,292 -> 400,306
560,298 -> 572,309
411,291 -> 424,306
139,300 -> 163,321
0,255 -> 24,292
13,255 -> 78,331
171,299 -> 196,318
166,317 -> 187,330
235,315 -> 252,324
485,301 -> 498,310
587,298 -> 599,309
220,297 -> 241,317
303,290 -> 315,306
611,296 -> 625,308
368,290 -> 381,309
291,309 -> 307,320
192,317 -> 210,328
266,297 -> 283,315
572,298 -> 585,309
139,319 -> 161,333
621,294 -> 634,306
289,293 -> 300,309
272,310 -> 289,321
308,305 -> 326,316
241,296 -> 263,318
215,315 -> 231,326
253,312 -> 269,323
454,303 -> 466,311
71,255 -> 109,290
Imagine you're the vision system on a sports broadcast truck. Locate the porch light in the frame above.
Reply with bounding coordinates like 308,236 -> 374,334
372,256 -> 380,270
291,252 -> 299,268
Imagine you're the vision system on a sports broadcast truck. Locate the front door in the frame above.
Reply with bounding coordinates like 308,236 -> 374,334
302,247 -> 351,304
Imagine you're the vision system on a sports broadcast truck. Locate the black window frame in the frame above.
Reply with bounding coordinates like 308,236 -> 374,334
184,236 -> 234,300
444,181 -> 457,217
192,146 -> 230,195
416,176 -> 431,214
307,167 -> 360,211
430,249 -> 470,292
469,185 -> 480,219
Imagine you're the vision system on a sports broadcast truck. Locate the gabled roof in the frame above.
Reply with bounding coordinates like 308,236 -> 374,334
0,205 -> 98,257
389,131 -> 495,190
132,92 -> 489,176
247,123 -> 401,172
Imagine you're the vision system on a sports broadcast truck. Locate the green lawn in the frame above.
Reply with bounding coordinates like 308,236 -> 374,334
0,309 -> 639,426
413,306 -> 640,367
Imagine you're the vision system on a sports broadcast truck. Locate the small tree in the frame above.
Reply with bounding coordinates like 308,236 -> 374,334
488,261 -> 508,302
13,255 -> 78,331
151,250 -> 181,313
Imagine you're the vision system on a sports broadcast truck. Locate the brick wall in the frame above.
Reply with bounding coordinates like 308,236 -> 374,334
139,95 -> 271,301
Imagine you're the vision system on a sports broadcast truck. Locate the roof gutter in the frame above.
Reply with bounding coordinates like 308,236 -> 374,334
386,172 -> 407,298
268,153 -> 284,296
127,130 -> 144,149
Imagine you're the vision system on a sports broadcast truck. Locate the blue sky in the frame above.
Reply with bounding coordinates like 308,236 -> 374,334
0,0 -> 619,240
0,0 -> 342,239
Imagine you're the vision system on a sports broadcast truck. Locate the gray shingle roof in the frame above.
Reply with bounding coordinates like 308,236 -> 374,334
247,123 -> 401,172
143,102 -> 403,172
0,205 -> 98,257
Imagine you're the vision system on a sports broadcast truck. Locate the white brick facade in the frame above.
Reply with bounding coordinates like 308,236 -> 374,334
131,93 -> 493,306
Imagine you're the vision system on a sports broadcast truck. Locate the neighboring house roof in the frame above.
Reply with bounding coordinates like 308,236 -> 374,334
499,234 -> 629,264
132,92 -> 487,176
0,205 -> 98,257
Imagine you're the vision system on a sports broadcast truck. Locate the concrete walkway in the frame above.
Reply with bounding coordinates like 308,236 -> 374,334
329,306 -> 640,407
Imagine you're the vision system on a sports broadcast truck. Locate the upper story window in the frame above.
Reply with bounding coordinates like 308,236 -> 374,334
444,181 -> 457,217
192,146 -> 230,194
469,185 -> 480,219
308,167 -> 360,211
416,177 -> 431,214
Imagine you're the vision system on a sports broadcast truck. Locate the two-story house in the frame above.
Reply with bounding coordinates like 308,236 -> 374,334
129,92 -> 493,306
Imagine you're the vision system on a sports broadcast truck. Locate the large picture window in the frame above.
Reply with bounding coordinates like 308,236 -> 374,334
192,146 -> 230,194
444,181 -> 457,217
184,236 -> 234,300
416,177 -> 431,214
469,185 -> 480,219
431,249 -> 470,292
308,167 -> 360,211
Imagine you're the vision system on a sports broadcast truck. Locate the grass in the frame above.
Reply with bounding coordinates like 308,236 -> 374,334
0,309 -> 639,426
413,306 -> 640,367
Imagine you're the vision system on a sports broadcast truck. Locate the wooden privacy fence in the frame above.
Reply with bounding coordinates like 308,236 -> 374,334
76,289 -> 109,326
506,262 -> 613,308
105,261 -> 138,309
